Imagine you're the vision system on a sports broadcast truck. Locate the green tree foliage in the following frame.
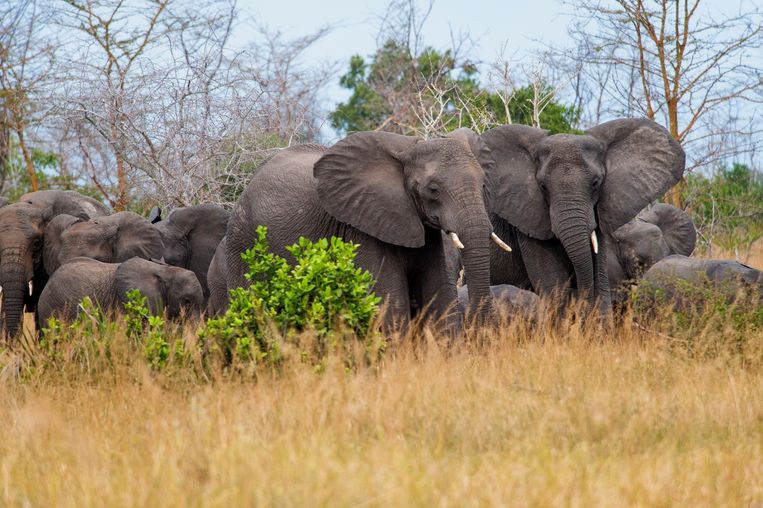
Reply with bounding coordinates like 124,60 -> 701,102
330,40 -> 578,135
683,163 -> 763,251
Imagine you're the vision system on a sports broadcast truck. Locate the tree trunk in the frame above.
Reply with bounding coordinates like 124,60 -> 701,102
16,128 -> 39,192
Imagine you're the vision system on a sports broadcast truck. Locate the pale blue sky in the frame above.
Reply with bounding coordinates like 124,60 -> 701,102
232,0 -> 761,142
233,0 -> 571,107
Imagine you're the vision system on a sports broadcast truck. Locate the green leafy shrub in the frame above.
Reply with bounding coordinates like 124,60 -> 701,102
683,163 -> 763,252
631,274 -> 763,361
200,226 -> 382,368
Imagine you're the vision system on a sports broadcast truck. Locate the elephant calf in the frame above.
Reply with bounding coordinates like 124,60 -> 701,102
153,204 -> 230,300
608,203 -> 696,303
38,257 -> 204,326
458,284 -> 541,323
639,255 -> 763,309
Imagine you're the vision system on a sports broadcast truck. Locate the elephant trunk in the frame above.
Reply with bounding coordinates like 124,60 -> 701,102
454,203 -> 493,318
552,200 -> 596,303
0,250 -> 29,338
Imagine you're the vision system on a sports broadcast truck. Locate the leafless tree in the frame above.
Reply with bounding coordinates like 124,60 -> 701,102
0,0 -> 57,194
555,0 -> 763,205
46,0 -> 335,210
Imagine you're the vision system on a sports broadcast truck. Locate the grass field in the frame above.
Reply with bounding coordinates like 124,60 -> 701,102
0,252 -> 761,507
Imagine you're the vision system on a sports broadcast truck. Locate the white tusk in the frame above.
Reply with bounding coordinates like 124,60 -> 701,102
591,231 -> 599,254
491,232 -> 512,253
449,232 -> 464,250
28,281 -> 33,296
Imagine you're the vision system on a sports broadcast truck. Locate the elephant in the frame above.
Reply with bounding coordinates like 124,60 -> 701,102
0,197 -> 8,208
457,284 -> 540,323
153,204 -> 230,299
481,118 -> 686,314
42,211 -> 164,275
608,203 -> 696,303
37,257 -> 204,326
0,190 -> 109,338
639,255 -> 763,308
206,236 -> 228,316
226,129 -> 508,328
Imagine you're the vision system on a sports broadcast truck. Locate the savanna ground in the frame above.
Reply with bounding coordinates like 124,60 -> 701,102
1,249 -> 761,507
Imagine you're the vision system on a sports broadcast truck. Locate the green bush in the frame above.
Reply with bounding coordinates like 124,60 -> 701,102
683,163 -> 763,252
631,275 -> 763,361
200,226 -> 382,367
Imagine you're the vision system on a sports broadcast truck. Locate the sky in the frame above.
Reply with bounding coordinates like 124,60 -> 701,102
231,0 -> 761,143
232,0 -> 572,103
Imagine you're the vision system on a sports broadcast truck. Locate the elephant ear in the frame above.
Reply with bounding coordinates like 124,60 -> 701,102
480,125 -> 552,239
43,214 -> 83,275
637,203 -> 696,256
313,131 -> 423,247
115,258 -> 166,314
586,118 -> 685,234
112,212 -> 165,263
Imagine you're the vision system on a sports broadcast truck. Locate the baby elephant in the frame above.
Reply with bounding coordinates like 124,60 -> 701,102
38,257 -> 204,326
608,203 -> 696,303
640,255 -> 763,307
458,284 -> 540,323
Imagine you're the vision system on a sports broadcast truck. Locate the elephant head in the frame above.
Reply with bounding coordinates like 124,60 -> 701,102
611,203 -> 696,280
0,190 -> 109,338
482,118 -> 685,308
608,203 -> 696,303
115,258 -> 204,319
313,129 -> 503,315
46,211 -> 164,275
153,204 -> 230,297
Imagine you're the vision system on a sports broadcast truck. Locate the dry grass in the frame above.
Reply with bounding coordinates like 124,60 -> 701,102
1,302 -> 762,507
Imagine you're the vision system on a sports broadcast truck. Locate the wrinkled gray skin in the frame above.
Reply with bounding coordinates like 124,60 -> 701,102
154,204 -> 229,299
458,284 -> 540,323
481,118 -> 686,314
43,211 -> 164,275
0,190 -> 109,339
608,203 -> 696,303
206,236 -> 228,316
641,255 -> 763,307
226,129 -> 495,328
37,257 -> 204,325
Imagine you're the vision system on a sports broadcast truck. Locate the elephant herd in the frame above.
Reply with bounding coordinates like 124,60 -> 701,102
1,117 -> 761,340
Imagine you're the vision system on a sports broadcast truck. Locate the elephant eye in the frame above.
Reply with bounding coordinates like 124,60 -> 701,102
426,183 -> 440,199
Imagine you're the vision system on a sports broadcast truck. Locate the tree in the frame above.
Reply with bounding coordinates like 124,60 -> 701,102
683,162 -> 763,254
330,0 -> 578,138
560,0 -> 763,206
0,0 -> 56,195
331,41 -> 578,137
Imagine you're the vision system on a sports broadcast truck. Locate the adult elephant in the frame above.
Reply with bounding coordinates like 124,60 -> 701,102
38,257 -> 203,325
43,211 -> 164,275
206,236 -> 228,316
0,190 -> 109,338
482,118 -> 685,313
153,204 -> 229,299
608,203 -> 696,303
226,129 -> 506,327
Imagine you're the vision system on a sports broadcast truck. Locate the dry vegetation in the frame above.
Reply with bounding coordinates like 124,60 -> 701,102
0,250 -> 761,507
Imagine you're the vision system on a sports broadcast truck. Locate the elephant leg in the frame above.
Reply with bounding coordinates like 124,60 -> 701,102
412,238 -> 459,330
517,232 -> 574,307
489,217 -> 532,288
362,254 -> 410,332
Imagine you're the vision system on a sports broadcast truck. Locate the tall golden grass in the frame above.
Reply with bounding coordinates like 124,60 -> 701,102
1,292 -> 761,507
